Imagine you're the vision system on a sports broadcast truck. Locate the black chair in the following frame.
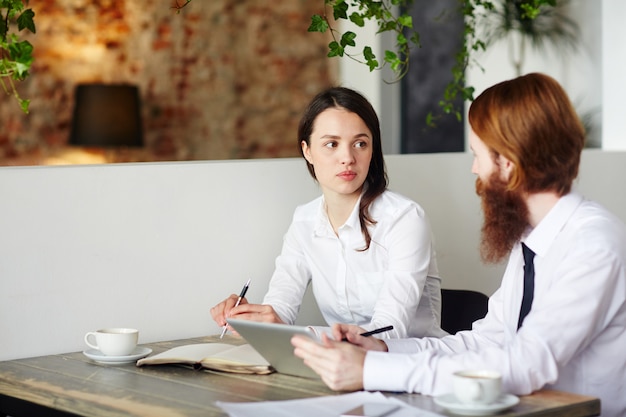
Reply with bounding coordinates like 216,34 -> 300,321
440,289 -> 489,334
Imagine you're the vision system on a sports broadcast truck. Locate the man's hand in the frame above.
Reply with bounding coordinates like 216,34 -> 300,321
332,323 -> 389,352
292,332 -> 384,391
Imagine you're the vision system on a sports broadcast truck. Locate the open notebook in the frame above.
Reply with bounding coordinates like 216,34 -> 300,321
226,318 -> 321,379
136,342 -> 272,374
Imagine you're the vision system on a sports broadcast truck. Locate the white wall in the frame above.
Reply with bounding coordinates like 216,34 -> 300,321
602,0 -> 626,150
2,151 -> 625,361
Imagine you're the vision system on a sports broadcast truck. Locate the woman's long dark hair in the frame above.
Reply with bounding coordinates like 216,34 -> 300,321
298,87 -> 388,250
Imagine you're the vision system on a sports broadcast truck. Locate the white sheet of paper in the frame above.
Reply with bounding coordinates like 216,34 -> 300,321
215,391 -> 440,417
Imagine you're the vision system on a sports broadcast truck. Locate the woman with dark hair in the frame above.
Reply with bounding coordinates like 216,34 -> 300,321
211,87 -> 445,339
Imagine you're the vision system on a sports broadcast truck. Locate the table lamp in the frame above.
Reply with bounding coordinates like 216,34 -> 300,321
69,83 -> 144,147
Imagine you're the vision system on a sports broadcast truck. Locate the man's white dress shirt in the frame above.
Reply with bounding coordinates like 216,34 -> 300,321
263,190 -> 446,338
364,192 -> 626,416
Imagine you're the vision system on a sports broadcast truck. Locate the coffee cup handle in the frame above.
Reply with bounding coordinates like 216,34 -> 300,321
84,332 -> 99,350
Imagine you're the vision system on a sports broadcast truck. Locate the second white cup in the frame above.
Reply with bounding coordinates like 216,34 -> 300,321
84,328 -> 138,356
453,370 -> 502,405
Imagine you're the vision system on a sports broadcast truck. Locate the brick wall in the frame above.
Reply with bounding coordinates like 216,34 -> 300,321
0,0 -> 336,165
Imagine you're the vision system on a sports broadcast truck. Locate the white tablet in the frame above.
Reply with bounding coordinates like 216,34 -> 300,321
226,318 -> 320,379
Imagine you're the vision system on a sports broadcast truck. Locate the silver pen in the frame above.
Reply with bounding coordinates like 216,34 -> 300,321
219,279 -> 250,338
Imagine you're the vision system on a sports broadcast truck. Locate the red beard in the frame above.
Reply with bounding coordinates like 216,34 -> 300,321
475,172 -> 529,264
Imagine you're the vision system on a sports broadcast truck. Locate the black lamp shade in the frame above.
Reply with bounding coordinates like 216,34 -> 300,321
69,83 -> 144,147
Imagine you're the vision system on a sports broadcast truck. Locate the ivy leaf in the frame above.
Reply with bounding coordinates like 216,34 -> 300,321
17,9 -> 36,34
19,98 -> 30,114
397,14 -> 413,29
333,0 -> 348,21
396,32 -> 407,46
363,46 -> 378,71
349,12 -> 365,27
473,39 -> 486,52
378,21 -> 396,33
366,1 -> 383,19
408,33 -> 420,48
340,31 -> 356,48
426,112 -> 434,127
308,15 -> 328,33
327,41 -> 344,58
8,40 -> 33,79
384,50 -> 401,71
461,86 -> 475,102
520,0 -> 557,19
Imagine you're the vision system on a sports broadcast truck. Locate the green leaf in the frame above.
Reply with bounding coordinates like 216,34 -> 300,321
327,41 -> 344,58
17,9 -> 36,34
6,0 -> 26,13
349,12 -> 365,27
363,46 -> 378,71
426,112 -> 435,127
397,14 -> 413,29
0,19 -> 7,39
396,32 -> 407,46
19,98 -> 30,114
308,15 -> 328,33
378,21 -> 396,33
8,38 -> 33,61
384,50 -> 398,62
409,32 -> 421,47
340,31 -> 356,48
366,1 -> 383,19
333,0 -> 348,20
384,50 -> 401,71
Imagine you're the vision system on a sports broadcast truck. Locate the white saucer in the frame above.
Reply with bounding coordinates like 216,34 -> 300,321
83,346 -> 152,364
434,393 -> 519,416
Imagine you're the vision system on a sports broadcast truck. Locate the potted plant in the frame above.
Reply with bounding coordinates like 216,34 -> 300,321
481,0 -> 579,76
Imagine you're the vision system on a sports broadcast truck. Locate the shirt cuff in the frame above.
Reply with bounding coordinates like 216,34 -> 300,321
363,351 -> 416,392
307,325 -> 333,340
384,337 -> 422,353
362,338 -> 426,393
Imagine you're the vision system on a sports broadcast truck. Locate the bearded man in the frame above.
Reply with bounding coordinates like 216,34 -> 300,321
291,73 -> 626,417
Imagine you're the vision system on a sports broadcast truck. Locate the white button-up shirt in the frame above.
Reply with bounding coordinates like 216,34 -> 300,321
364,192 -> 626,416
263,190 -> 445,338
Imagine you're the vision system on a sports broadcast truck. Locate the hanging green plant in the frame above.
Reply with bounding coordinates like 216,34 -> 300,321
0,0 -> 36,114
306,0 -> 558,123
173,0 -> 558,124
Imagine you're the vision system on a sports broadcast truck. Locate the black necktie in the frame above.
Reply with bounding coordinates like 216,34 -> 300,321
517,242 -> 535,330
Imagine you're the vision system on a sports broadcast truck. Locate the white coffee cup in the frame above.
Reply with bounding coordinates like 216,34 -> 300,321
453,370 -> 502,405
84,328 -> 138,356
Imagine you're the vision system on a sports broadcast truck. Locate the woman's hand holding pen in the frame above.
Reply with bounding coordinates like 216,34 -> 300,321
224,303 -> 284,324
210,296 -> 284,334
210,293 -> 250,327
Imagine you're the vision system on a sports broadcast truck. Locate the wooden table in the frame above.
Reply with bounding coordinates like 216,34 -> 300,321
0,336 -> 600,417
